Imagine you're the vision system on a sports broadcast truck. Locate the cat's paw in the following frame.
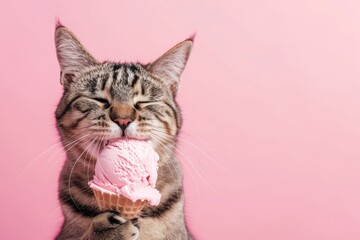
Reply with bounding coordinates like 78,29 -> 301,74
92,211 -> 124,231
89,211 -> 139,240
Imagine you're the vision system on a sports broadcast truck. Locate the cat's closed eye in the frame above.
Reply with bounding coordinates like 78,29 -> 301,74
134,101 -> 158,109
93,98 -> 111,108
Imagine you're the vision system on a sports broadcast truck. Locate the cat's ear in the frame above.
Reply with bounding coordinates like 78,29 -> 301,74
147,36 -> 194,86
55,22 -> 97,85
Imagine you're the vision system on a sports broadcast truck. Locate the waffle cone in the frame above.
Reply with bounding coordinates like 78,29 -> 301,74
92,188 -> 148,219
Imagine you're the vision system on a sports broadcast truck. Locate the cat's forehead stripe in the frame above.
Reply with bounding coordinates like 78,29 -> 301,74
100,73 -> 109,91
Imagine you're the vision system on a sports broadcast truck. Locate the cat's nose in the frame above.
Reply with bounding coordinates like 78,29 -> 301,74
109,103 -> 136,132
114,117 -> 132,131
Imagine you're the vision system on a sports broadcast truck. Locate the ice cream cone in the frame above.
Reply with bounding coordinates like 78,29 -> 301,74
93,188 -> 148,220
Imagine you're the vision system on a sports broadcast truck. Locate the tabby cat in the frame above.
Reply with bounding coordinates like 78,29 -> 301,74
54,23 -> 194,239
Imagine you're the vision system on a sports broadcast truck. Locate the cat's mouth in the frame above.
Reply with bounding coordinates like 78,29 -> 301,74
101,136 -> 146,148
103,140 -> 110,148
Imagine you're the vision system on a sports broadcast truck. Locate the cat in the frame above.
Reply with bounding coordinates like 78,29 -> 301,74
54,22 -> 194,240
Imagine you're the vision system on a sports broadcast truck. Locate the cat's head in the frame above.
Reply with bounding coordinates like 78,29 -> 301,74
54,23 -> 193,156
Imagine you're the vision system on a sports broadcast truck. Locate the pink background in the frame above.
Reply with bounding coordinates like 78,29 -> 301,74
1,0 -> 360,239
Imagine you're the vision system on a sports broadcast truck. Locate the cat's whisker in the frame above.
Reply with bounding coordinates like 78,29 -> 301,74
149,136 -> 191,199
150,133 -> 193,182
150,133 -> 202,202
151,130 -> 210,178
43,134 -> 94,184
87,135 -> 104,184
151,127 -> 229,174
151,132 -> 204,180
84,134 -> 103,181
18,132 -> 89,178
149,134 -> 178,182
151,131 -> 218,194
84,138 -> 93,183
68,136 -> 98,210
86,141 -> 95,184
18,143 -> 63,177
151,130 -> 213,184
44,133 -> 91,168
150,125 -> 194,138
88,136 -> 104,182
170,139 -> 211,183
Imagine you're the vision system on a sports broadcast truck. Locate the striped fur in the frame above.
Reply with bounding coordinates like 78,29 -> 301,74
54,23 -> 194,240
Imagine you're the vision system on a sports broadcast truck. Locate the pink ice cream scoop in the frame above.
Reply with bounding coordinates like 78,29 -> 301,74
89,139 -> 161,206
